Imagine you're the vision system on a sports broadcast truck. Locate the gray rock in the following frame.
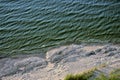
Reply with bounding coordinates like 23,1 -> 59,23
46,44 -> 83,63
106,52 -> 115,57
50,55 -> 63,63
114,53 -> 120,58
62,55 -> 79,63
0,59 -> 17,77
104,46 -> 117,53
0,57 -> 47,77
85,51 -> 96,57
95,49 -> 102,53
14,57 -> 47,72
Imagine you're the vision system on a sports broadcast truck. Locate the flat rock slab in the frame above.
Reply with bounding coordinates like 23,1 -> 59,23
1,44 -> 120,80
0,57 -> 47,78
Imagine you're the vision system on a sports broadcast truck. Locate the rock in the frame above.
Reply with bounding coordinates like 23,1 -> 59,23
46,44 -> 83,63
1,44 -> 120,80
62,55 -> 79,63
106,52 -> 116,57
85,51 -> 96,57
104,46 -> 117,53
0,59 -> 17,77
95,49 -> 102,53
50,55 -> 63,63
14,57 -> 47,72
0,57 -> 47,77
114,53 -> 120,58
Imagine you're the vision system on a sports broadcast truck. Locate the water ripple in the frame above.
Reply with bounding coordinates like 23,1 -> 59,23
0,0 -> 120,56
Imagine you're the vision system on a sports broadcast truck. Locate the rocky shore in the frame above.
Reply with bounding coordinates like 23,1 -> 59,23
0,44 -> 120,80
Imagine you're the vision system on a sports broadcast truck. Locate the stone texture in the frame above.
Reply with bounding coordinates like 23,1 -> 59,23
1,44 -> 120,80
46,44 -> 83,63
0,57 -> 47,77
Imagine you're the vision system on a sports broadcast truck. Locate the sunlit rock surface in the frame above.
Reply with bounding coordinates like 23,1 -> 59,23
0,44 -> 120,80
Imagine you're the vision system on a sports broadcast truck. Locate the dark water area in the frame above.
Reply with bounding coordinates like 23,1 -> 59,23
0,0 -> 120,56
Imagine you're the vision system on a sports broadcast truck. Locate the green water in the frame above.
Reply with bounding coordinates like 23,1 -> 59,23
0,0 -> 120,57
